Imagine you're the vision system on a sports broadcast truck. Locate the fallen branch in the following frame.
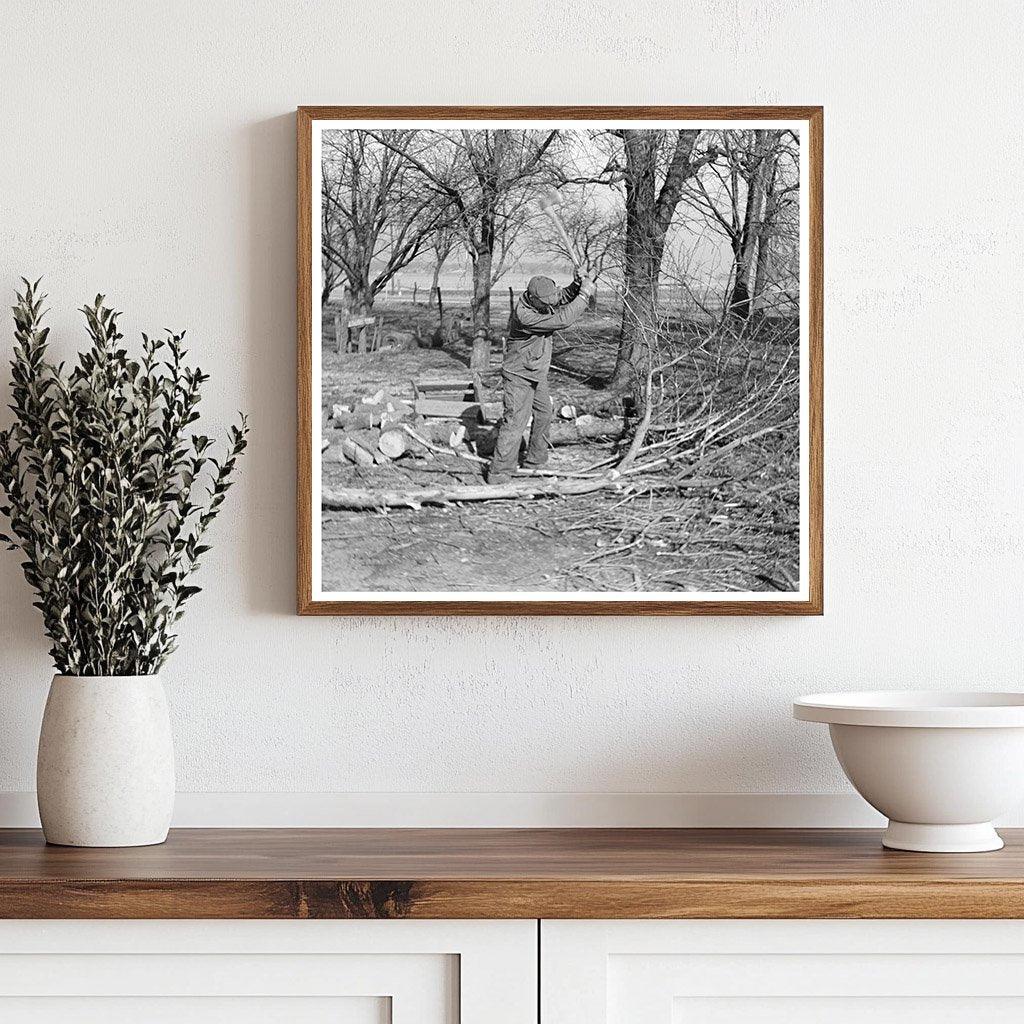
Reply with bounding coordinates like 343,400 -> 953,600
321,472 -> 624,510
513,467 -> 605,480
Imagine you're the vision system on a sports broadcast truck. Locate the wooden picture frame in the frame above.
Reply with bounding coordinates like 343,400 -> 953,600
298,106 -> 822,615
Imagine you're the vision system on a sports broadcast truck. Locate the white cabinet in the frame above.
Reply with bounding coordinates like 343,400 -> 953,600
8,917 -> 1024,1022
542,920 -> 1024,1023
0,920 -> 536,1024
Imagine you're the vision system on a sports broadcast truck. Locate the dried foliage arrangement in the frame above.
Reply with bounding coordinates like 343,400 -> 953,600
0,280 -> 248,675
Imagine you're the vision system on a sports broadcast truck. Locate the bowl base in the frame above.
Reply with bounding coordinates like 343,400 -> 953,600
882,821 -> 1004,853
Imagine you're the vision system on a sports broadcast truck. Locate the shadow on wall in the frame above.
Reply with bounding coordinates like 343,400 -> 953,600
244,113 -> 298,617
0,570 -> 49,668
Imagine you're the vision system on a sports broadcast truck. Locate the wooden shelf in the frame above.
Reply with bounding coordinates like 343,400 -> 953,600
1,828 -> 1023,919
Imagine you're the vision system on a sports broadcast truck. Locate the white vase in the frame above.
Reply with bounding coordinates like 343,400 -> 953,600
36,674 -> 175,847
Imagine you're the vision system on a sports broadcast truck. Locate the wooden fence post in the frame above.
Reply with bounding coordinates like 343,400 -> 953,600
412,282 -> 418,304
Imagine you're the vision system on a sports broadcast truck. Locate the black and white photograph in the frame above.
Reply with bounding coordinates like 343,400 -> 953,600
299,110 -> 822,612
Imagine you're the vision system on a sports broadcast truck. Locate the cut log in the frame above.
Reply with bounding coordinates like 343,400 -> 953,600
413,416 -> 625,448
321,472 -> 624,510
339,438 -> 375,467
380,398 -> 414,428
378,429 -> 408,460
400,423 -> 487,465
556,417 -> 625,441
322,442 -> 349,464
330,410 -> 377,430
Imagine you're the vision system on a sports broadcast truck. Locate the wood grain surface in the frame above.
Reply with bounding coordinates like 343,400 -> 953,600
296,105 -> 823,616
1,828 -> 1021,920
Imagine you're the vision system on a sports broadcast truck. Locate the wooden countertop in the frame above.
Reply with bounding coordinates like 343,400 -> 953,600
1,827 -> 1023,919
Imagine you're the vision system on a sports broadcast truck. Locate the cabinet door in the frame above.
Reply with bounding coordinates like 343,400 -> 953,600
542,919 -> 1024,1024
0,919 -> 535,1024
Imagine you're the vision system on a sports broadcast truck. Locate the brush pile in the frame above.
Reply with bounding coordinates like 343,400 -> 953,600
549,316 -> 801,593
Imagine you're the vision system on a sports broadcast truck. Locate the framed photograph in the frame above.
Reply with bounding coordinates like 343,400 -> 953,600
298,106 -> 822,615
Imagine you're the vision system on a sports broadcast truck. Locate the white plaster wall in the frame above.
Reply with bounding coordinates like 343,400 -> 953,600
0,0 -> 1021,823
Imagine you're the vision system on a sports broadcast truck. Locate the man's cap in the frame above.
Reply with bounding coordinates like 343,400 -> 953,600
526,276 -> 559,307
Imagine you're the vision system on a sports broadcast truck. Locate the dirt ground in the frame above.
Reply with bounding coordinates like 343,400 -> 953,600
319,299 -> 797,594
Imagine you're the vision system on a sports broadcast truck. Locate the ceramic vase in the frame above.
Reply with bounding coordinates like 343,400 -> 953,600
36,674 -> 174,847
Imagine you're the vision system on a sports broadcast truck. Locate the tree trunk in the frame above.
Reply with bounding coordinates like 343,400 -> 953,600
727,239 -> 753,321
610,130 -> 703,392
470,247 -> 492,329
727,132 -> 776,321
752,153 -> 781,316
348,278 -> 374,314
469,185 -> 498,329
470,330 -> 490,371
752,231 -> 771,317
611,255 -> 659,390
611,133 -> 661,391
322,263 -> 341,307
428,260 -> 443,307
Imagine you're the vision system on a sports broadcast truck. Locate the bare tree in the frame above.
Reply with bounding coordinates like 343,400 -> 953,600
611,130 -> 723,388
321,256 -> 343,308
321,130 -> 451,312
682,130 -> 798,320
427,223 -> 459,307
371,129 -> 558,329
556,130 -> 718,390
752,136 -> 800,316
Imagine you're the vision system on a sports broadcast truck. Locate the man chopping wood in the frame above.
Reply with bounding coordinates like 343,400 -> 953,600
487,270 -> 596,485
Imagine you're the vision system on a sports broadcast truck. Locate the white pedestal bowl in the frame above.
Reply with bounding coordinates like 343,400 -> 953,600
793,691 -> 1024,852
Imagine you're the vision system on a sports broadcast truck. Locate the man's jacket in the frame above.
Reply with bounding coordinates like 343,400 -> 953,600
502,279 -> 592,382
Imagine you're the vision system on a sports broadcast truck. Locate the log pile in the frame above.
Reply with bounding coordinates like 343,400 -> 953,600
321,384 -> 626,476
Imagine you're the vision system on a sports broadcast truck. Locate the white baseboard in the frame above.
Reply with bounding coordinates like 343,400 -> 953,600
3,791 -> 1020,829
0,791 -> 884,828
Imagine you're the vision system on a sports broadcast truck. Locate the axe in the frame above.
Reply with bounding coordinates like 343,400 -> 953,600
538,189 -> 585,271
